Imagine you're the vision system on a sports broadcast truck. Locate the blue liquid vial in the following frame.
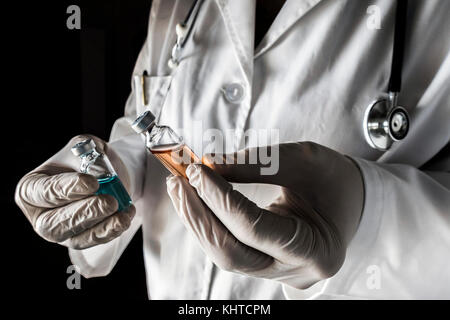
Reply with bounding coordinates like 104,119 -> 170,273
96,175 -> 131,212
71,139 -> 132,212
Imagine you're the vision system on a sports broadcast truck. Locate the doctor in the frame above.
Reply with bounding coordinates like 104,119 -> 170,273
15,0 -> 450,299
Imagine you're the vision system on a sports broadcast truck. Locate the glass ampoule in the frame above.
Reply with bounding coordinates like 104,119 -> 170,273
131,111 -> 200,177
71,139 -> 132,212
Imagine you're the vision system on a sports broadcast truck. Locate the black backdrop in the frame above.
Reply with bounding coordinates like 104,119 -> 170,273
5,1 -> 152,299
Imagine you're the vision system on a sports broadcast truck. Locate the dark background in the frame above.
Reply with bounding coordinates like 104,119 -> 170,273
5,1 -> 152,299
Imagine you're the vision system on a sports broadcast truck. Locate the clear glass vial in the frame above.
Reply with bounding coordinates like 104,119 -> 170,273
71,139 -> 132,212
131,111 -> 200,177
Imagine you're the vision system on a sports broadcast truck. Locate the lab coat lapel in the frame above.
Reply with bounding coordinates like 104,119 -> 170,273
215,0 -> 256,85
254,0 -> 323,58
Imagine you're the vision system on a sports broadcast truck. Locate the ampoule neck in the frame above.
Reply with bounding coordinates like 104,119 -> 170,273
143,122 -> 163,137
79,149 -> 102,174
80,149 -> 100,159
142,122 -> 183,152
148,122 -> 159,130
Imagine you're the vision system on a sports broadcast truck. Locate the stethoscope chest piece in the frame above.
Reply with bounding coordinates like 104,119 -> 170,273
364,93 -> 410,151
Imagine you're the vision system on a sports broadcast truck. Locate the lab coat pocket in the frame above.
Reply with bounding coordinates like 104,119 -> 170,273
133,74 -> 173,120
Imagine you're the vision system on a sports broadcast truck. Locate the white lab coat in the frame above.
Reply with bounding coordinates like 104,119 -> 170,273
69,0 -> 450,299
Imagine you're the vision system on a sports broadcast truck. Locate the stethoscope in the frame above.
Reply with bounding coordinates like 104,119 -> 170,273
167,0 -> 411,152
363,0 -> 410,151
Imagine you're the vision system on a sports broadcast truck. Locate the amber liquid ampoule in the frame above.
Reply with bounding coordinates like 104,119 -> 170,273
150,143 -> 201,178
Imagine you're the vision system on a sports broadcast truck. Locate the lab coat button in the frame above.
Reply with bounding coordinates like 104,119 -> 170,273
224,83 -> 245,104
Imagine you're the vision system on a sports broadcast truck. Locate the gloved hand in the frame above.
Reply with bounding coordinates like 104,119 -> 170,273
15,135 -> 136,250
166,142 -> 364,289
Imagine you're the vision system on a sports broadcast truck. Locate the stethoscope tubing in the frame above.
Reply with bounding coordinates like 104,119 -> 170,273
389,0 -> 408,94
180,0 -> 204,49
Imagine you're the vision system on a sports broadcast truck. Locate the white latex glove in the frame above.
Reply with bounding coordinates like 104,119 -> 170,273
15,135 -> 136,250
166,142 -> 364,289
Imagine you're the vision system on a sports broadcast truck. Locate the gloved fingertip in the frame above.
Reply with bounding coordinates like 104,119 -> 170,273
113,212 -> 132,233
123,205 -> 136,220
186,164 -> 201,181
126,204 -> 136,215
166,175 -> 181,192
